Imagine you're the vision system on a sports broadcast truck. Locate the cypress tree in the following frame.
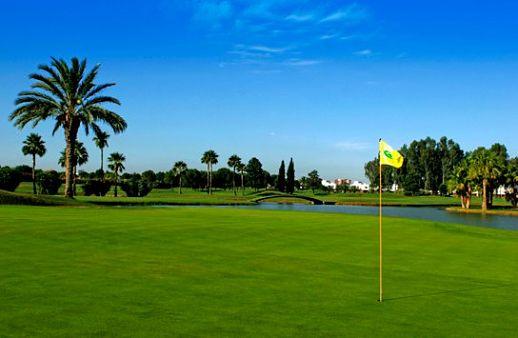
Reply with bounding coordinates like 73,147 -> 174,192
277,160 -> 286,192
286,158 -> 295,194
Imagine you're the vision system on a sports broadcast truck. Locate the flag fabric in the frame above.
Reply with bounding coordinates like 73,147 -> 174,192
379,139 -> 404,168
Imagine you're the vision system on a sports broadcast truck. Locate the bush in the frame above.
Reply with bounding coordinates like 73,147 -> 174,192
402,171 -> 421,196
37,170 -> 62,195
141,170 -> 157,184
120,175 -> 153,197
438,183 -> 448,196
82,179 -> 112,196
506,188 -> 518,208
15,165 -> 33,182
0,166 -> 22,192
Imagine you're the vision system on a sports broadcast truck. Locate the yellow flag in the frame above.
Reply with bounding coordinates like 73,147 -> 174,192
379,139 -> 404,168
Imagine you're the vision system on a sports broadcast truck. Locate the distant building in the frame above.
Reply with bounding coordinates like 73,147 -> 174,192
335,178 -> 352,186
321,178 -> 370,192
321,179 -> 337,190
350,180 -> 370,192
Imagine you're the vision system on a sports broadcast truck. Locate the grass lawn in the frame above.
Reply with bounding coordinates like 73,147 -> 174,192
1,205 -> 517,336
15,181 -> 514,208
15,182 -> 256,206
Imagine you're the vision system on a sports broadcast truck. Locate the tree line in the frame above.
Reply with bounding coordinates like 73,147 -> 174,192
1,144 -> 300,197
364,137 -> 518,210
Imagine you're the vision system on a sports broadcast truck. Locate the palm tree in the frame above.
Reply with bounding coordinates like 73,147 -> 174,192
227,155 -> 241,196
236,162 -> 246,196
173,161 -> 188,194
93,131 -> 110,175
468,148 -> 501,211
201,150 -> 218,195
108,152 -> 125,197
9,57 -> 127,198
448,160 -> 472,209
59,142 -> 89,194
22,133 -> 46,194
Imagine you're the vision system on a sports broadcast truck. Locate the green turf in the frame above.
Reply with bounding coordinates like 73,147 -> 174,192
0,205 -> 517,336
14,181 -> 513,208
0,189 -> 84,206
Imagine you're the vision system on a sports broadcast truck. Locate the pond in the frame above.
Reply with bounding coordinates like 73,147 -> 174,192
233,203 -> 518,231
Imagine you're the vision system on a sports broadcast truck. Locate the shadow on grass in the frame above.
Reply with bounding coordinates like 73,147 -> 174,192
384,282 -> 514,301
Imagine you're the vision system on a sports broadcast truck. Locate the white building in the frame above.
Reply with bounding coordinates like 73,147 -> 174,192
321,178 -> 370,192
321,179 -> 337,190
350,180 -> 370,192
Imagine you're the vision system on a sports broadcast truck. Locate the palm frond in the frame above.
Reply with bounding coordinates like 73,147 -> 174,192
87,106 -> 127,133
29,73 -> 66,101
84,83 -> 116,99
77,63 -> 100,97
37,64 -> 68,95
84,95 -> 121,106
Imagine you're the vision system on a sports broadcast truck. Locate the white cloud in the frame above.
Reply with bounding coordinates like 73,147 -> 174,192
320,4 -> 368,23
285,13 -> 315,22
284,58 -> 322,66
319,33 -> 339,40
354,49 -> 372,56
249,45 -> 290,53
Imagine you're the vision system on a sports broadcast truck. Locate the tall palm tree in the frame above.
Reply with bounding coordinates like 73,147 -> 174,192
108,152 -> 125,197
468,148 -> 501,211
201,150 -> 218,195
9,57 -> 127,198
59,142 -> 89,194
227,155 -> 241,196
173,161 -> 188,194
93,131 -> 110,175
236,162 -> 246,196
22,133 -> 46,194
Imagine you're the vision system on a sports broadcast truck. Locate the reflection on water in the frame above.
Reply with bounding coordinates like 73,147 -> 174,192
233,203 -> 518,231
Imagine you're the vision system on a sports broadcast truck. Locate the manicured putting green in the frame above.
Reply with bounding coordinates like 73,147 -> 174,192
0,206 -> 517,336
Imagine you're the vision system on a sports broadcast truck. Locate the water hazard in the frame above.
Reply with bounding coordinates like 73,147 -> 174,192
234,203 -> 518,230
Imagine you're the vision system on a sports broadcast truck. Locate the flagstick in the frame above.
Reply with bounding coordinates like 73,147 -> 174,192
379,155 -> 383,302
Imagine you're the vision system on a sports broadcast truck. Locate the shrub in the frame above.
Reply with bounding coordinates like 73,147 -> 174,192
438,183 -> 448,196
120,175 -> 153,197
141,170 -> 157,184
82,179 -> 112,196
506,188 -> 518,208
0,166 -> 22,192
37,170 -> 62,195
15,165 -> 33,182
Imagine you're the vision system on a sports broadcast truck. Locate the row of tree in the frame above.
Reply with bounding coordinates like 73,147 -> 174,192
16,133 -> 302,196
364,137 -> 518,210
134,156 -> 297,194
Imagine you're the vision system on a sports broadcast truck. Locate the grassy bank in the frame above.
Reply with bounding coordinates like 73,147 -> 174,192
0,205 -> 517,336
301,191 -> 510,207
11,182 -> 514,208
446,206 -> 518,217
0,189 -> 83,206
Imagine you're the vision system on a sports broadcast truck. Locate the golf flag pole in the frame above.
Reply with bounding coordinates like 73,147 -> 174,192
379,141 -> 383,302
378,139 -> 404,303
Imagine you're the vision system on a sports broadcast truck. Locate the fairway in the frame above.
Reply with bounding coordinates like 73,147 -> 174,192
1,206 -> 517,337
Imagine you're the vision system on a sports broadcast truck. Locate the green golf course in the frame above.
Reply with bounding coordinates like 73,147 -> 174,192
1,205 -> 516,336
11,182 -> 511,209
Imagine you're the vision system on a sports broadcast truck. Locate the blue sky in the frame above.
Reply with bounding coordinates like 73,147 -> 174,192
1,1 -> 517,180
